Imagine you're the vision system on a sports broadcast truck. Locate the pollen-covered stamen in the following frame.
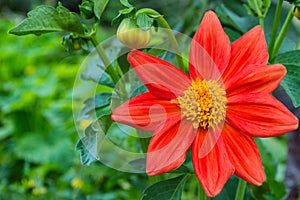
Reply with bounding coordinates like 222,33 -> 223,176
174,79 -> 226,129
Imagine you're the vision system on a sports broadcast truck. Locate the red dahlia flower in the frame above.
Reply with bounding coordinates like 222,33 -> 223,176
111,11 -> 298,197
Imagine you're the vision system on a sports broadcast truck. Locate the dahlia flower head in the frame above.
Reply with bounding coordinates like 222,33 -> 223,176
112,11 -> 299,197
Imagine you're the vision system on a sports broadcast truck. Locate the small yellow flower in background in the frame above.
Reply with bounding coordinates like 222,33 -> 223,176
27,179 -> 35,188
79,119 -> 91,130
24,65 -> 35,75
71,177 -> 84,189
21,178 -> 35,189
32,187 -> 47,196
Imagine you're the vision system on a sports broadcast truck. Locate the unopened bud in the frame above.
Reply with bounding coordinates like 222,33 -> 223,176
117,18 -> 151,49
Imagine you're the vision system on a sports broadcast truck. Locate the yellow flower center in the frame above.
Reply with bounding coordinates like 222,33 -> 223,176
173,79 -> 226,129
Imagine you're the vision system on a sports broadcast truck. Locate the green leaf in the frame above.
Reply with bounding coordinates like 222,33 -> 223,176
76,140 -> 94,165
142,175 -> 189,200
169,165 -> 190,174
120,7 -> 135,14
273,50 -> 300,66
9,3 -> 84,36
120,0 -> 133,8
136,13 -> 154,31
215,4 -> 257,33
250,139 -> 287,199
273,50 -> 300,107
94,0 -> 110,19
79,0 -> 94,19
0,119 -> 13,141
77,92 -> 112,121
80,63 -> 114,88
15,132 -> 74,168
62,34 -> 90,53
76,115 -> 113,165
224,27 -> 241,43
112,7 -> 135,25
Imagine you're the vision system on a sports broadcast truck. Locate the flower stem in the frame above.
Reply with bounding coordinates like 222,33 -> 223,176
136,8 -> 185,71
198,182 -> 207,200
271,8 -> 294,60
259,17 -> 265,30
90,35 -> 119,84
137,130 -> 148,153
268,0 -> 283,57
234,179 -> 247,200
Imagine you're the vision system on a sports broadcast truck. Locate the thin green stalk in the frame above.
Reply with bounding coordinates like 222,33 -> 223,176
234,179 -> 247,200
259,17 -> 265,29
90,35 -> 119,84
137,131 -> 148,153
198,182 -> 207,200
252,0 -> 265,29
136,8 -> 185,71
271,8 -> 294,60
268,0 -> 284,57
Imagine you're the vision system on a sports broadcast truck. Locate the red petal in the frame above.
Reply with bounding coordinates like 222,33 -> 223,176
223,123 -> 265,185
192,129 -> 234,197
146,118 -> 197,175
225,64 -> 286,96
227,93 -> 299,137
189,11 -> 231,80
111,92 -> 181,132
222,26 -> 268,82
128,50 -> 191,100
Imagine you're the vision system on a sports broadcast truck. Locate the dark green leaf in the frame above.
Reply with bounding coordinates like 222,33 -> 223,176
9,3 -> 84,36
75,139 -> 97,165
76,115 -> 113,165
279,39 -> 297,55
96,105 -> 111,118
170,165 -> 190,174
80,63 -> 114,88
97,114 -> 113,133
153,20 -> 159,32
94,0 -> 110,19
112,7 -> 135,25
77,92 -> 112,121
120,0 -> 133,8
273,50 -> 300,66
142,174 -> 189,200
280,67 -> 300,108
273,50 -> 300,107
215,4 -> 257,33
79,0 -> 94,19
62,34 -> 89,53
112,12 -> 123,25
224,27 -> 241,43
250,139 -> 287,199
130,84 -> 147,98
136,13 -> 153,31
119,7 -> 135,14
211,176 -> 239,200
62,34 -> 74,52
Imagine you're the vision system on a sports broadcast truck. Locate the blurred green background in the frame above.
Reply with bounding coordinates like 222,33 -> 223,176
0,1 -> 144,199
1,0 -> 300,199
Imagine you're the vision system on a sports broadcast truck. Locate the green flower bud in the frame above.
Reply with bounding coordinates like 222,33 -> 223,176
293,6 -> 300,20
117,18 -> 151,49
